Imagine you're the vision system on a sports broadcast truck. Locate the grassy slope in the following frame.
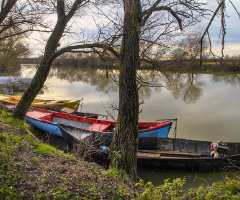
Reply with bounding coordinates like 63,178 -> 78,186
0,110 -> 137,199
1,109 -> 240,200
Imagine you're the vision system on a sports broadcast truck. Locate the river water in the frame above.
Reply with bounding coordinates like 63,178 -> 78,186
4,65 -> 240,188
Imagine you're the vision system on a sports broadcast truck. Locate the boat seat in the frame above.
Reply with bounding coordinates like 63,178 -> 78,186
86,123 -> 111,132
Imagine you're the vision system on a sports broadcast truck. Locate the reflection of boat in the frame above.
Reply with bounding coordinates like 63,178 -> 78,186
0,94 -> 81,111
25,107 -> 173,138
137,137 -> 240,172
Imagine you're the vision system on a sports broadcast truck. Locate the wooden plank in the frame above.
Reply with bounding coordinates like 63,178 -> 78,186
138,150 -> 201,157
137,152 -> 161,158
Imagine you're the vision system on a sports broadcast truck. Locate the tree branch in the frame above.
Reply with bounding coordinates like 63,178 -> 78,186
200,0 -> 224,65
142,5 -> 182,30
57,0 -> 65,19
53,43 -> 121,61
141,0 -> 162,26
229,0 -> 240,19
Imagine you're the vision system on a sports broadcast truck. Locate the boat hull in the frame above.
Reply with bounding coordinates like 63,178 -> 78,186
25,117 -> 63,137
138,124 -> 172,138
137,154 -> 240,172
137,137 -> 240,172
25,107 -> 172,140
31,100 -> 80,110
59,123 -> 172,147
0,94 -> 81,111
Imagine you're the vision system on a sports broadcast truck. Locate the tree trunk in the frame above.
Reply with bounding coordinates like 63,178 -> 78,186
13,0 -> 85,120
0,0 -> 17,25
13,12 -> 67,120
109,0 -> 141,181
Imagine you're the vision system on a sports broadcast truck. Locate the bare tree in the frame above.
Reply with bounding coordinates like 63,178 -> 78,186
0,0 -> 47,41
46,0 -> 207,180
108,0 -> 208,180
0,35 -> 30,71
13,0 -> 89,120
0,0 -> 54,73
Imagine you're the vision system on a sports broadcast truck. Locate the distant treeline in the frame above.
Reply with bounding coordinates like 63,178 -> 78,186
20,54 -> 240,72
20,57 -> 40,64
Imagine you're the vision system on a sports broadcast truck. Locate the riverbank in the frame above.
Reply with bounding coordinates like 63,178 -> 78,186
1,109 -> 240,199
19,57 -> 240,72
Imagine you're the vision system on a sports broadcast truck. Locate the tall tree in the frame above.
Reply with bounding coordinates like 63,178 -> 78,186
108,0 -> 141,180
13,0 -> 88,120
48,0 -> 207,180
108,0 -> 206,180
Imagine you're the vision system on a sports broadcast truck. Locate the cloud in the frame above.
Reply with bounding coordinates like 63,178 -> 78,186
224,43 -> 240,55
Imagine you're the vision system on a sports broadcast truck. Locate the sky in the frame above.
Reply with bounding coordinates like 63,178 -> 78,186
28,0 -> 240,58
207,0 -> 240,56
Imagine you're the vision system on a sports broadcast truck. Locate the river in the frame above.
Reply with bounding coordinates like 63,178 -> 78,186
3,64 -> 240,188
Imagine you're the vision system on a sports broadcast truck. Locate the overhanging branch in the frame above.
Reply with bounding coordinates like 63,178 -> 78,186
53,43 -> 121,61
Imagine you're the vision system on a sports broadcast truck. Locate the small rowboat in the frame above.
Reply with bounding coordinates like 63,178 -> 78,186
25,107 -> 173,138
0,94 -> 81,111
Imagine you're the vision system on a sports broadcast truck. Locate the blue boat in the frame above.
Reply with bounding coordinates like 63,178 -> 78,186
25,107 -> 173,139
25,116 -> 63,137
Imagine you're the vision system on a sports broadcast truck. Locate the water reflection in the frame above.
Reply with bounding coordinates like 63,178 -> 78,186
163,73 -> 204,104
211,73 -> 240,87
51,67 -> 206,104
51,67 -> 119,94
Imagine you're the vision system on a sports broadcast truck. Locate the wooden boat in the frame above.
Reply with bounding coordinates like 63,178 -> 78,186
137,137 -> 240,172
59,129 -> 240,172
0,94 -> 81,111
25,107 -> 173,138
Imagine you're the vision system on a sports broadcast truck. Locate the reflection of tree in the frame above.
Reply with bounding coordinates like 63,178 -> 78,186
163,72 -> 204,104
50,66 -> 205,104
137,70 -> 204,104
211,73 -> 240,88
0,67 -> 21,77
50,67 -> 118,93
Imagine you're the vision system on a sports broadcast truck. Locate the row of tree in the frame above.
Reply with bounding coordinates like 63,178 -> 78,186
1,0 -> 239,180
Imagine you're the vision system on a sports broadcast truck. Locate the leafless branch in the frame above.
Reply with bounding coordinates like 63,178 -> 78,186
229,0 -> 240,19
53,43 -> 121,61
200,0 -> 224,65
220,2 -> 226,63
142,5 -> 183,30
